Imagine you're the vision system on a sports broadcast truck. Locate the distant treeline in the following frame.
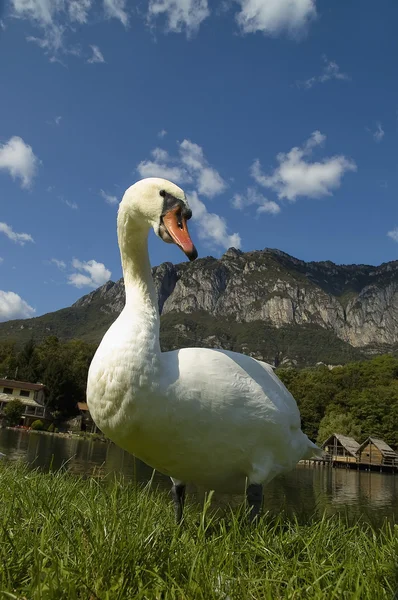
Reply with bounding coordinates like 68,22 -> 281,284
277,355 -> 398,447
1,337 -> 397,448
0,337 -> 96,419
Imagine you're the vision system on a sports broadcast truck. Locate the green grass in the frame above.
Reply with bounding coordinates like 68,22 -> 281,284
0,463 -> 397,599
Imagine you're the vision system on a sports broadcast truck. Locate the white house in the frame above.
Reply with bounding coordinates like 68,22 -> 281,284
0,378 -> 49,427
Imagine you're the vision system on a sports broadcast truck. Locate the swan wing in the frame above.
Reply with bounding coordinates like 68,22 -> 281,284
156,347 -> 319,487
162,347 -> 301,427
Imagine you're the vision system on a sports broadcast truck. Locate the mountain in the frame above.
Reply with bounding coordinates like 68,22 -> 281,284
1,248 -> 398,367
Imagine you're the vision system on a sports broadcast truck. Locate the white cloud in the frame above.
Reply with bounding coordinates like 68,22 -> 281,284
387,228 -> 398,243
11,0 -> 317,42
0,291 -> 35,322
137,152 -> 189,183
251,130 -> 356,201
235,0 -> 316,36
371,122 -> 385,143
197,167 -> 226,197
232,187 -> 280,215
303,129 -> 325,150
188,192 -> 241,250
147,0 -> 210,36
11,0 -> 66,54
179,140 -> 226,197
104,0 -> 129,26
0,136 -> 40,188
11,0 -> 93,28
9,0 -> 117,59
68,259 -> 111,288
50,258 -> 66,269
137,146 -> 191,184
46,115 -> 62,126
299,56 -> 350,89
0,222 -> 34,245
64,199 -> 78,209
152,147 -> 170,162
87,44 -> 105,63
137,140 -> 226,198
11,0 -> 55,26
178,139 -> 204,171
68,0 -> 93,23
158,129 -> 167,138
100,189 -> 119,205
26,31 -> 65,55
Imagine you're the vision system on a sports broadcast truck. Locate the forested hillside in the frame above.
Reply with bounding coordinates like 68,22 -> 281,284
1,338 -> 397,448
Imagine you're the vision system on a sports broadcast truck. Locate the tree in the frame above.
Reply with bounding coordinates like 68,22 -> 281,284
0,341 -> 18,378
63,339 -> 95,397
316,411 -> 362,445
41,359 -> 79,416
4,400 -> 25,426
350,384 -> 398,447
16,338 -> 39,382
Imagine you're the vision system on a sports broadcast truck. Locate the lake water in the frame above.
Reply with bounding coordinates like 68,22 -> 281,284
1,428 -> 397,525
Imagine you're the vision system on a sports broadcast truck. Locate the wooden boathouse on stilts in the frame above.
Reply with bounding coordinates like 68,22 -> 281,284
300,433 -> 398,472
321,433 -> 360,466
356,437 -> 398,469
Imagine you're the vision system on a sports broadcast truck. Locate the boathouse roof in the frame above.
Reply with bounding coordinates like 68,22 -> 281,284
357,437 -> 398,458
322,433 -> 361,457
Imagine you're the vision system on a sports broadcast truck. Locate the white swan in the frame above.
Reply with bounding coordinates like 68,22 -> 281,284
87,177 -> 320,521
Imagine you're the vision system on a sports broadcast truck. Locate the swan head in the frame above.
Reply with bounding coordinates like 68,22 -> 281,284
120,178 -> 198,261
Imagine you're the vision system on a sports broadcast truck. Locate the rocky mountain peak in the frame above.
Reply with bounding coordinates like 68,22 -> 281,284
1,248 -> 398,367
222,247 -> 244,260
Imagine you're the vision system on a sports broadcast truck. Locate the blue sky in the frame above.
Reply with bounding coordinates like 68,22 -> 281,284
0,0 -> 397,321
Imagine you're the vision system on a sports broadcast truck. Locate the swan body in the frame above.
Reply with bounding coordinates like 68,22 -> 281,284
87,178 -> 319,514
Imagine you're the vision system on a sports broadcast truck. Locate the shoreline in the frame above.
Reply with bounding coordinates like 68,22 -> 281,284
1,425 -> 108,442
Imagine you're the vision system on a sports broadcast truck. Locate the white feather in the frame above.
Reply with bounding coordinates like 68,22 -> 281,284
87,178 -> 320,493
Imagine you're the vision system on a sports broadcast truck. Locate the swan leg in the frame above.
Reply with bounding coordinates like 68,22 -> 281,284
246,483 -> 263,522
171,482 -> 186,524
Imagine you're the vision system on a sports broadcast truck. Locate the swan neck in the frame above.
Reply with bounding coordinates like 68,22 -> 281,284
117,209 -> 157,310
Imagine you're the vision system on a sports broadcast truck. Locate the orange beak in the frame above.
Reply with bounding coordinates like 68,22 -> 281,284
162,207 -> 198,261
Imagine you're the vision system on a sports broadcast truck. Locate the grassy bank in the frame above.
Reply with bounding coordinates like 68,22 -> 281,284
0,464 -> 397,599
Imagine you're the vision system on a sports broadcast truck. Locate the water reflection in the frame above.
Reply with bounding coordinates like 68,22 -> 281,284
1,429 -> 396,524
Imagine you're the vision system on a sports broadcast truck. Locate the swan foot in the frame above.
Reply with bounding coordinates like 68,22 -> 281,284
246,483 -> 263,522
171,483 -> 186,524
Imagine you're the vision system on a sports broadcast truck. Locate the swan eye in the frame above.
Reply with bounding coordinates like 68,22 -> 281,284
159,190 -> 166,197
